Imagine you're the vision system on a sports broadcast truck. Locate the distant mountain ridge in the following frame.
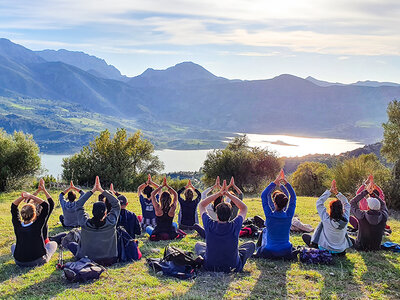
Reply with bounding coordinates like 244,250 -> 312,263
35,49 -> 127,81
305,75 -> 400,87
0,38 -> 399,154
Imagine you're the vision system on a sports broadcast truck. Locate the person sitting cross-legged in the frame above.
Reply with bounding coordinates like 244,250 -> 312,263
177,179 -> 201,230
146,177 -> 182,240
11,192 -> 58,267
137,174 -> 160,230
350,179 -> 388,251
195,180 -> 255,273
255,169 -> 298,260
302,179 -> 353,255
66,176 -> 121,266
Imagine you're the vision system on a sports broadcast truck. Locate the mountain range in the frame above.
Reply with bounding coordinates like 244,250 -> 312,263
0,38 -> 399,154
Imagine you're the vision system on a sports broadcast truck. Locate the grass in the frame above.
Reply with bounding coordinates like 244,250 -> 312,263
1,191 -> 400,299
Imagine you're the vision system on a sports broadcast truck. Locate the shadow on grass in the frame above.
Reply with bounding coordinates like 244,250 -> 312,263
249,258 -> 290,299
360,250 -> 400,298
4,268 -> 71,299
298,253 -> 363,299
0,253 -> 31,283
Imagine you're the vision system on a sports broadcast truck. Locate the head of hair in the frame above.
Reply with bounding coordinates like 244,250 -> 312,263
67,191 -> 76,202
216,202 -> 232,222
184,189 -> 193,201
272,191 -> 288,211
143,185 -> 153,198
213,196 -> 223,212
160,191 -> 172,214
329,199 -> 345,221
20,203 -> 36,223
91,201 -> 107,228
98,194 -> 105,202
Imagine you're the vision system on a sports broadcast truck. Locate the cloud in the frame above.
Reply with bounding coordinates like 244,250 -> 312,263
0,0 -> 399,56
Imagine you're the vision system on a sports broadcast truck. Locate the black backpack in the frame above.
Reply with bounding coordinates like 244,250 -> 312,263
117,226 -> 141,262
147,246 -> 203,280
63,257 -> 106,282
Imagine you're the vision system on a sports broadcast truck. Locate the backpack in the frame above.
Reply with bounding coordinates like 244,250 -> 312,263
61,228 -> 81,249
147,246 -> 203,280
63,257 -> 106,282
163,246 -> 201,268
117,226 -> 142,262
298,247 -> 334,265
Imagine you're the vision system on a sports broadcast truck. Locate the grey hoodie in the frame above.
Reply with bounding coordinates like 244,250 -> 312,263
75,190 -> 121,261
351,190 -> 388,250
311,190 -> 352,253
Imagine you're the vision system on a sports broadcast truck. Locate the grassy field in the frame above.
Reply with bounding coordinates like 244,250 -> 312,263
1,190 -> 400,299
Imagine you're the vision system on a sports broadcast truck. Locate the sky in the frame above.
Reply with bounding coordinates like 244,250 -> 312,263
0,0 -> 399,83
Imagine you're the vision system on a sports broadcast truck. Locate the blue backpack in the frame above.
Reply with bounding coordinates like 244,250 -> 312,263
117,226 -> 141,262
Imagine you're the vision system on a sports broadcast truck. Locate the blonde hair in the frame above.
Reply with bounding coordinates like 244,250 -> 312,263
20,203 -> 36,222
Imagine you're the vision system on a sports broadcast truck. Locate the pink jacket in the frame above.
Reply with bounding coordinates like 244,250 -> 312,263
356,184 -> 385,211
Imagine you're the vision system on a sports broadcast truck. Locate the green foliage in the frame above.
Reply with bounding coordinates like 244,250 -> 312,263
0,129 -> 41,191
33,175 -> 57,189
62,128 -> 163,190
382,160 -> 400,210
291,162 -> 332,196
381,100 -> 400,163
332,154 -> 391,195
202,135 -> 281,193
151,175 -> 190,191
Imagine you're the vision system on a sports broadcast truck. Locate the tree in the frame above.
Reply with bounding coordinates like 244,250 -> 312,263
381,100 -> 400,209
62,129 -> 164,190
0,129 -> 41,191
381,100 -> 400,162
202,135 -> 281,193
291,162 -> 332,196
332,154 -> 390,196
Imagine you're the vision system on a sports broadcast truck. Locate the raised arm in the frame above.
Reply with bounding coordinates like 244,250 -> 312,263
104,190 -> 121,225
199,191 -> 224,217
177,186 -> 185,202
336,192 -> 350,220
261,182 -> 276,216
167,184 -> 178,218
225,191 -> 247,219
151,185 -> 163,215
284,182 -> 297,217
316,190 -> 331,221
350,190 -> 368,220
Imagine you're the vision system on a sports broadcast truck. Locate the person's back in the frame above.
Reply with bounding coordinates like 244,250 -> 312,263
308,180 -> 352,254
351,190 -> 388,251
258,173 -> 296,258
195,178 -> 255,273
178,184 -> 201,228
12,201 -> 48,262
73,178 -> 121,265
118,209 -> 141,238
59,183 -> 84,227
202,213 -> 242,272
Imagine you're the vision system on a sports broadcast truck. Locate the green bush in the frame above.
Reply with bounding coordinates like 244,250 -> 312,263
33,175 -> 57,189
0,129 -> 41,191
332,154 -> 391,196
291,162 -> 332,196
62,129 -> 163,191
202,135 -> 281,193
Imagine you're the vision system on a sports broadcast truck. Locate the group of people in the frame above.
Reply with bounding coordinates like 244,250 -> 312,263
10,171 -> 389,272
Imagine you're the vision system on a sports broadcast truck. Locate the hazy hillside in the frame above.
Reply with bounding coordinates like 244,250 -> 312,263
283,142 -> 385,173
1,38 -> 400,153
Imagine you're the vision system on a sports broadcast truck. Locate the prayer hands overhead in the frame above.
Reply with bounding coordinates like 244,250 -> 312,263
330,180 -> 338,195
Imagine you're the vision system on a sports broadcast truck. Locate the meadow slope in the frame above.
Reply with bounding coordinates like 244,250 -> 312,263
0,191 -> 400,299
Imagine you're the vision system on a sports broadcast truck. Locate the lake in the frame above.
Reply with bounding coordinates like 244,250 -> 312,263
41,133 -> 363,178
